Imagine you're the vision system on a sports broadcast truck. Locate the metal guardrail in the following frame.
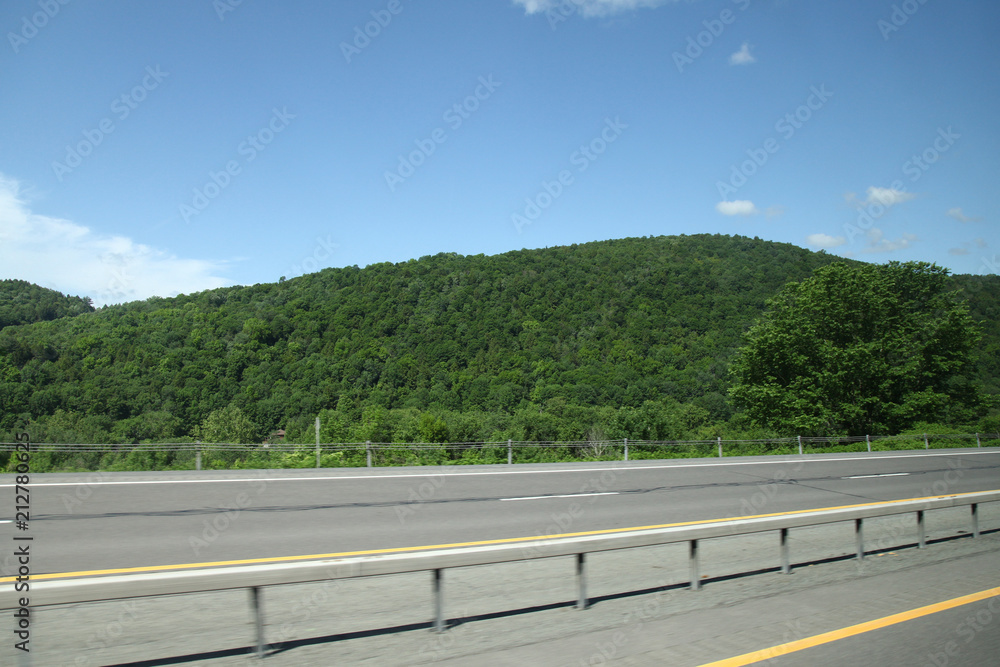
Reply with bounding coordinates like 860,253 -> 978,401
3,490 -> 997,660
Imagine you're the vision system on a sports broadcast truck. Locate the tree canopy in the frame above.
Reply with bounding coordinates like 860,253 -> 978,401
729,261 -> 984,436
0,279 -> 93,330
1,237 -> 996,444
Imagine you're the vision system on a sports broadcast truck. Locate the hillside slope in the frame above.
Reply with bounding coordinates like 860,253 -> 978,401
0,279 -> 94,330
1,235 -> 995,443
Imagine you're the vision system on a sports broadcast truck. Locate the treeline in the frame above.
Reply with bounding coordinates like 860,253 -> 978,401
0,279 -> 94,330
1,235 -> 997,445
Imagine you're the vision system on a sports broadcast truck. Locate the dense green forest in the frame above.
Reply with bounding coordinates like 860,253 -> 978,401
0,279 -> 94,330
1,235 -> 997,446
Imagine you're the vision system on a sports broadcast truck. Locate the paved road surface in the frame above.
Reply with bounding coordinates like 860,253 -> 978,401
2,448 -> 997,575
1,449 -> 998,665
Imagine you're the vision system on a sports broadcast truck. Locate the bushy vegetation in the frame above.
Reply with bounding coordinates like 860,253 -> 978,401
0,279 -> 93,330
1,235 -> 997,459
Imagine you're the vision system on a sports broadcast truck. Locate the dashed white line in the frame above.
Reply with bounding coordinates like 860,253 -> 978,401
844,473 -> 911,479
500,492 -> 619,502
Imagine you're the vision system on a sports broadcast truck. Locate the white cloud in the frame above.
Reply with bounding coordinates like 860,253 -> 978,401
806,233 -> 846,249
512,0 -> 678,18
845,186 -> 917,209
764,205 -> 785,218
974,238 -> 988,248
729,42 -> 756,65
946,207 -> 981,223
862,227 -> 918,254
948,247 -> 970,256
0,176 -> 231,307
715,200 -> 759,216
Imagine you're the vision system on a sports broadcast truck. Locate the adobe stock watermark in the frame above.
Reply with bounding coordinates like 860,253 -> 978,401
288,235 -> 338,279
543,0 -> 588,30
934,596 -> 1000,667
520,461 -> 626,558
179,107 -> 295,224
384,75 -> 502,192
7,0 -> 70,54
51,66 -> 169,182
673,0 -> 751,73
71,599 -> 147,667
187,472 -> 274,556
394,473 -> 446,525
878,0 -> 931,41
213,0 -> 244,22
340,0 -> 411,64
842,126 -> 959,245
716,85 -> 833,200
511,117 -> 627,234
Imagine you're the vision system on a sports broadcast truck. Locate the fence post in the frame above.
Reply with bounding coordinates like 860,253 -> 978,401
717,437 -> 722,458
366,441 -> 372,468
315,417 -> 321,469
976,433 -> 981,448
866,435 -> 871,453
508,439 -> 512,465
689,540 -> 701,590
924,433 -> 929,450
433,569 -> 445,633
196,441 -> 201,471
780,528 -> 790,574
250,586 -> 265,658
623,438 -> 628,462
797,435 -> 802,456
576,554 -> 588,610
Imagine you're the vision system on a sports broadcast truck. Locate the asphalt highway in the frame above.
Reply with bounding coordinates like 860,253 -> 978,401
3,448 -> 997,577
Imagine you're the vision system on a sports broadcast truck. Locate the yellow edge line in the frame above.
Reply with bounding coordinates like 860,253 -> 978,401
698,586 -> 1000,666
3,489 -> 992,583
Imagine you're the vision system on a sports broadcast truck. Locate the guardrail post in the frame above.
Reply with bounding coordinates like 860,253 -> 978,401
797,435 -> 802,456
250,586 -> 265,658
623,438 -> 628,462
196,441 -> 201,471
866,435 -> 871,453
717,437 -> 722,458
976,433 -> 981,448
576,554 -> 588,610
780,528 -> 791,574
433,569 -> 445,633
924,433 -> 929,450
855,519 -> 864,561
689,540 -> 701,590
507,439 -> 512,465
917,511 -> 926,549
972,504 -> 979,538
366,441 -> 372,468
315,417 -> 321,468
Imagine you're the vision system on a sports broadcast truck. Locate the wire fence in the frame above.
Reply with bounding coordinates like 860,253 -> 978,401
1,432 -> 998,473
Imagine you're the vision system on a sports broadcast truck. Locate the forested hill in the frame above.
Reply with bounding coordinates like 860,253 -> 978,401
0,280 -> 94,330
1,235 -> 997,444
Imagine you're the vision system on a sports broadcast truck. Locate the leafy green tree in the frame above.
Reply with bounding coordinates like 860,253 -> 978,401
196,405 -> 259,444
730,261 -> 983,435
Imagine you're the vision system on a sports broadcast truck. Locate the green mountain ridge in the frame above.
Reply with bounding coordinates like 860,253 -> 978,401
0,279 -> 95,330
1,234 -> 996,444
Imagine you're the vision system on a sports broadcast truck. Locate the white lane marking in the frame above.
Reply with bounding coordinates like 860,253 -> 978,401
0,450 -> 995,487
844,473 -> 911,479
501,492 -> 619,502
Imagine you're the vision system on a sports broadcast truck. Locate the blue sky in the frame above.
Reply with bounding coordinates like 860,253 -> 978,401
1,0 -> 997,306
